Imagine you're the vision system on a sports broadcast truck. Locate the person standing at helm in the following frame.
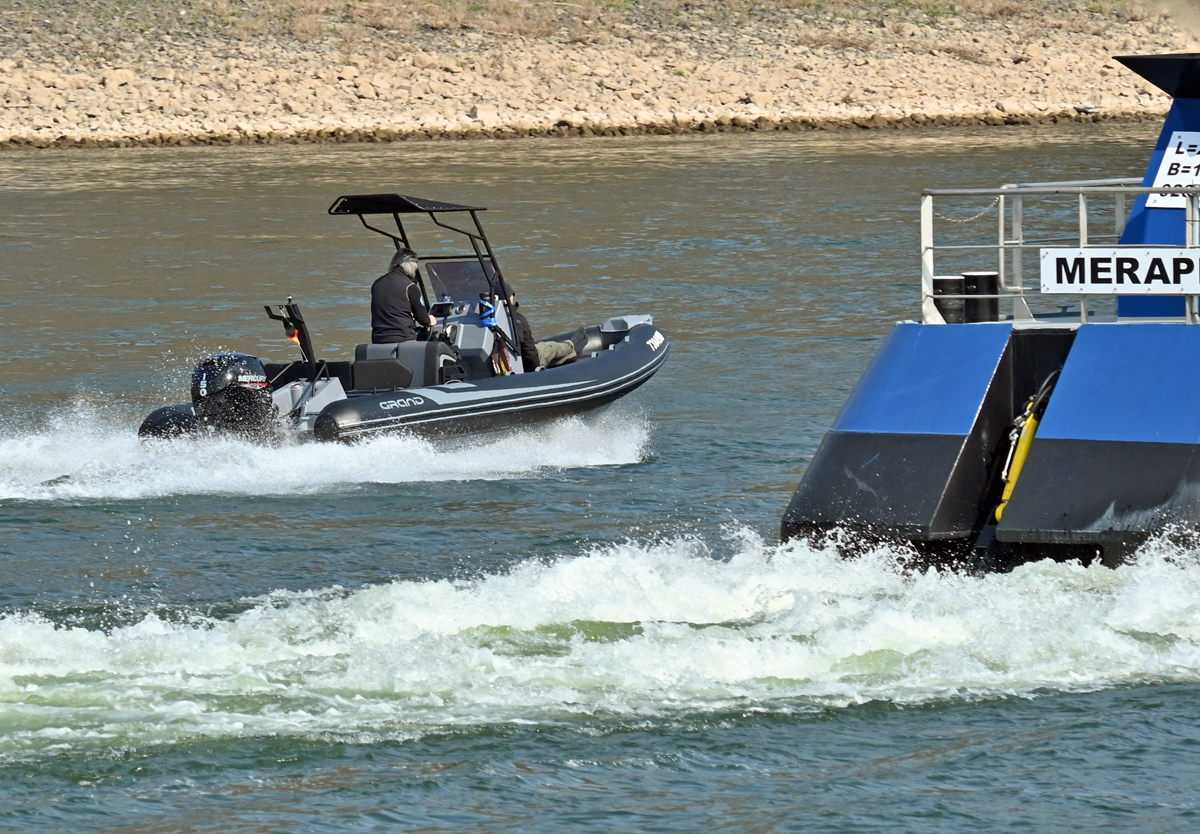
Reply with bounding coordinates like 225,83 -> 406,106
371,247 -> 437,344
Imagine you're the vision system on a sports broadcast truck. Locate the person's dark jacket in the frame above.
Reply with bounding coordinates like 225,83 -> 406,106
371,269 -> 432,343
511,308 -> 540,373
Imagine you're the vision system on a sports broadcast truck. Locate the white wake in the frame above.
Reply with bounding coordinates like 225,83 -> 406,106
3,531 -> 1200,755
0,407 -> 649,501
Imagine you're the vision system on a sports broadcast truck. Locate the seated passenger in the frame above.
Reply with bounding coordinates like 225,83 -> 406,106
371,247 -> 437,344
508,291 -> 576,372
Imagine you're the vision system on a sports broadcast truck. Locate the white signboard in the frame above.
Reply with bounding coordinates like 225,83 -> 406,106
1147,131 -> 1200,208
1040,248 -> 1200,293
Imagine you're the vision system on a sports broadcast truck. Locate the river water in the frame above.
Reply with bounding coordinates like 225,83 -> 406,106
4,123 -> 1200,832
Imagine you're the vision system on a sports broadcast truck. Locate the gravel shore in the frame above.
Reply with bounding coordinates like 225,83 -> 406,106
0,1 -> 1189,148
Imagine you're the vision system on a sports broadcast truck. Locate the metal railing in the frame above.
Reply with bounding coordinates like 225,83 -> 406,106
920,178 -> 1200,324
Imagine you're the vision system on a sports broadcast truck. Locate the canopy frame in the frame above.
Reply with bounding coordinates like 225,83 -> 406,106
329,193 -> 507,303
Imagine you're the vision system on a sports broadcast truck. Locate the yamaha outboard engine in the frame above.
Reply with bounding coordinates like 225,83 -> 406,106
190,352 -> 274,435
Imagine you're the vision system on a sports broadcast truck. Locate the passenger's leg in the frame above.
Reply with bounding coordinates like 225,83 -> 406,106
535,340 -> 578,368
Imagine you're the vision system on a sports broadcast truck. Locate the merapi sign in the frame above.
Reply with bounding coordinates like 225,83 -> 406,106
1040,248 -> 1200,294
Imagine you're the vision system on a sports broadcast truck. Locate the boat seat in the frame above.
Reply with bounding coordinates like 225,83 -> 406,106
353,359 -> 414,391
354,341 -> 462,389
601,315 -> 653,335
356,343 -> 405,361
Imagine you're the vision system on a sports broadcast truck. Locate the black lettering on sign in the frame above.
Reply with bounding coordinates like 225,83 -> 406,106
1146,258 -> 1171,284
1056,257 -> 1085,284
1116,257 -> 1140,284
1174,258 -> 1195,284
1090,258 -> 1113,283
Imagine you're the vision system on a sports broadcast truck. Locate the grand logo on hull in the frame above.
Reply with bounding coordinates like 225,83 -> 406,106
380,396 -> 426,410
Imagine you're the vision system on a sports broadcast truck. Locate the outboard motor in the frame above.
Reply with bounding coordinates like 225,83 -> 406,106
190,352 -> 274,435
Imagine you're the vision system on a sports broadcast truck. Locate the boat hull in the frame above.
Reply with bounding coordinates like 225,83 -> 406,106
316,323 -> 668,441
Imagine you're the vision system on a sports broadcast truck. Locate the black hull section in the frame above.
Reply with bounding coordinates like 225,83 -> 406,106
782,431 -> 987,542
996,439 -> 1200,564
317,324 -> 668,441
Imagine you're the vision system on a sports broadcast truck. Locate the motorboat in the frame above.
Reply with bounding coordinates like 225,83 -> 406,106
139,194 -> 669,442
781,53 -> 1200,571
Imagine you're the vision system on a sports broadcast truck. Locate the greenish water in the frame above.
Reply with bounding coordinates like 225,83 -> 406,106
5,124 -> 1200,832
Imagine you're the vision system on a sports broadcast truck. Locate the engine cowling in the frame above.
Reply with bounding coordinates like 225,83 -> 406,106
190,353 -> 274,435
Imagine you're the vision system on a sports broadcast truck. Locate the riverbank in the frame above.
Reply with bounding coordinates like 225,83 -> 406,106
0,1 -> 1188,148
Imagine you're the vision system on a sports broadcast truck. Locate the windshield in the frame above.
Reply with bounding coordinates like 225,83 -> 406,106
424,260 -> 498,302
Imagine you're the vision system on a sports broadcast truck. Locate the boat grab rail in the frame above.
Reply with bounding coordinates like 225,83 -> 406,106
919,178 -> 1200,325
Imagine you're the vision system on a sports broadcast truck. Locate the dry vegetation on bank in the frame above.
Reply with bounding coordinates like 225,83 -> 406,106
2,0 -> 1158,55
0,0 -> 1189,147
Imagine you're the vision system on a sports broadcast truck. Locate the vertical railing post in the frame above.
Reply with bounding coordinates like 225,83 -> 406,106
998,192 -> 1006,288
1009,192 -> 1034,319
1078,191 -> 1089,247
920,193 -> 943,324
1115,191 -> 1126,238
1188,191 -> 1199,246
1079,191 -> 1089,324
1011,194 -> 1024,291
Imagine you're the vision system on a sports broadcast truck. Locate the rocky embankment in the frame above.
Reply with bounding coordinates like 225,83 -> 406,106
0,3 -> 1190,148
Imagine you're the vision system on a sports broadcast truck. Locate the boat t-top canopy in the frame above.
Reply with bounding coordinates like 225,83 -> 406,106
329,192 -> 504,303
328,194 -> 486,215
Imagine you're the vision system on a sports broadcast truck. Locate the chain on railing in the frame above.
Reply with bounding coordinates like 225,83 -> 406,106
931,195 -> 1001,224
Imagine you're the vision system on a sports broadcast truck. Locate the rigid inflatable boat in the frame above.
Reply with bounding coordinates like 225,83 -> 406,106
782,53 -> 1200,571
139,194 -> 669,442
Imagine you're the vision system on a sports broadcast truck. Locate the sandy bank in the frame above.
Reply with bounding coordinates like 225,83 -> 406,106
0,2 -> 1189,148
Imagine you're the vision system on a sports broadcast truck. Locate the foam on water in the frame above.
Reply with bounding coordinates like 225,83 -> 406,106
0,407 -> 649,501
4,531 -> 1200,757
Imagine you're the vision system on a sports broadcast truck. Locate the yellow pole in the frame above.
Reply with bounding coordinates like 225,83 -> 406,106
995,413 -> 1040,522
